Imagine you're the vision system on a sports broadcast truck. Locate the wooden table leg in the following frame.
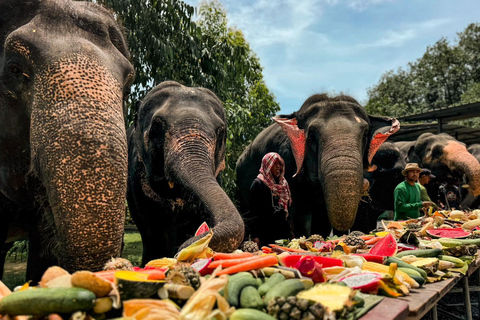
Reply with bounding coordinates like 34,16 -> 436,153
463,275 -> 472,320
431,304 -> 438,320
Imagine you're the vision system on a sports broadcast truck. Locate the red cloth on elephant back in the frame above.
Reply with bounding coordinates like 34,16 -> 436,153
257,152 -> 292,215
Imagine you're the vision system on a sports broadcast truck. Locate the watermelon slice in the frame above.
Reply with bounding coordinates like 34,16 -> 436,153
368,233 -> 397,256
426,228 -> 470,239
190,258 -> 213,276
195,222 -> 210,236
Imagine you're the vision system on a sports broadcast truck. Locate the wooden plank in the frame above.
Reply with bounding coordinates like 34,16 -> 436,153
360,297 -> 409,320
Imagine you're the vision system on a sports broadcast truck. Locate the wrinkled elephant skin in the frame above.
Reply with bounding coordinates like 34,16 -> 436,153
398,133 -> 480,205
0,0 -> 134,281
236,94 -> 399,237
128,81 -> 244,264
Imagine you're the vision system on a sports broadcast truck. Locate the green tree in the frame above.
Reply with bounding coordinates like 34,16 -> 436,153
365,23 -> 480,118
96,0 -> 279,198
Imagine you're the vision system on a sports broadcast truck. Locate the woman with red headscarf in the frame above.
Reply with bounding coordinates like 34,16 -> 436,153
245,152 -> 294,247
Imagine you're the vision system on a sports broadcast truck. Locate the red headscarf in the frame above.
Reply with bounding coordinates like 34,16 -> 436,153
257,152 -> 292,214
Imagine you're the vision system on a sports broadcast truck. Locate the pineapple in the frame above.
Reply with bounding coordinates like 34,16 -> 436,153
349,230 -> 365,237
343,235 -> 367,249
443,244 -> 478,257
406,223 -> 421,230
166,265 -> 201,290
103,257 -> 134,271
241,240 -> 259,253
307,234 -> 324,243
267,296 -> 324,320
468,231 -> 480,239
297,283 -> 359,317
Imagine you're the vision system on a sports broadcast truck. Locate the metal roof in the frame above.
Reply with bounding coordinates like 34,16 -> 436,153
389,101 -> 480,145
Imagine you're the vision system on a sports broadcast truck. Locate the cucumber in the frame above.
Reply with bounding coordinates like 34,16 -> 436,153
395,248 -> 442,258
398,267 -> 425,286
438,255 -> 465,268
455,238 -> 480,246
240,286 -> 263,310
258,273 -> 286,296
0,287 -> 95,316
225,273 -> 260,307
230,308 -> 276,320
264,279 -> 305,305
437,238 -> 463,247
386,256 -> 428,279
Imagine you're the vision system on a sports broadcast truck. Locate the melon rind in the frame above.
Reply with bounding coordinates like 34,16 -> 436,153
426,228 -> 470,239
368,233 -> 397,256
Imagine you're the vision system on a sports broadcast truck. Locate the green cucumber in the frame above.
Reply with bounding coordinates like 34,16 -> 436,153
264,279 -> 305,305
438,255 -> 465,268
437,238 -> 463,247
0,287 -> 95,316
398,267 -> 425,286
240,286 -> 263,310
454,238 -> 480,246
230,308 -> 276,320
386,256 -> 428,279
225,273 -> 259,307
258,273 -> 286,296
395,248 -> 443,258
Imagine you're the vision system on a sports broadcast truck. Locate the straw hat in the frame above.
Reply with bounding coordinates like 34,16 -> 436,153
402,163 -> 421,176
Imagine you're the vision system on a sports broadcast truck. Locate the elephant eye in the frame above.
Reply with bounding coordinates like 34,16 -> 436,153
431,147 -> 443,159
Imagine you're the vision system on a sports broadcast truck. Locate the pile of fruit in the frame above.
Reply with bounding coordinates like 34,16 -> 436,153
0,215 -> 479,320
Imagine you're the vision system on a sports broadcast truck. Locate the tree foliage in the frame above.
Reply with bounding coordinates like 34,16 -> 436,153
366,23 -> 480,121
96,0 -> 279,198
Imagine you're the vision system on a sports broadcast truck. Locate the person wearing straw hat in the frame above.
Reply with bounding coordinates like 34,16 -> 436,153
394,163 -> 433,220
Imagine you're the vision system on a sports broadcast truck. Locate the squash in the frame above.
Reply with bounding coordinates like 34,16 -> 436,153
115,270 -> 166,300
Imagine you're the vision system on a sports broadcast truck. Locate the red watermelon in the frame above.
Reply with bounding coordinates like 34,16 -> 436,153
426,228 -> 470,239
368,233 -> 397,256
195,222 -> 210,236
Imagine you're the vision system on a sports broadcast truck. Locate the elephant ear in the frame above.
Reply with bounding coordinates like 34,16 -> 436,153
273,115 -> 305,177
366,116 -> 400,170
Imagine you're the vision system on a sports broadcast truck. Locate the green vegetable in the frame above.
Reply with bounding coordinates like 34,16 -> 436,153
225,273 -> 259,307
395,248 -> 442,258
386,256 -> 428,279
258,273 -> 286,296
398,268 -> 425,286
230,308 -> 276,320
0,287 -> 95,316
264,279 -> 305,305
240,286 -> 263,309
438,255 -> 465,268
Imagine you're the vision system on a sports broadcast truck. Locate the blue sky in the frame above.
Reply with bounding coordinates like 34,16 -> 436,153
183,0 -> 480,114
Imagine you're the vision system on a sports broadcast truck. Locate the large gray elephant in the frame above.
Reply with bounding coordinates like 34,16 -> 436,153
0,0 -> 134,281
397,133 -> 480,205
236,94 -> 399,237
460,144 -> 480,208
127,81 -> 244,264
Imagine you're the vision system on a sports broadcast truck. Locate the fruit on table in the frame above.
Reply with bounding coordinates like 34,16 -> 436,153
241,240 -> 259,253
297,283 -> 357,313
230,308 -> 276,320
224,272 -> 259,307
426,228 -> 471,239
267,296 -> 325,320
71,270 -> 113,298
190,258 -> 213,276
278,254 -> 343,268
115,270 -> 166,300
166,265 -> 201,290
263,279 -> 306,305
369,233 -> 397,256
344,235 -> 367,249
410,258 -> 439,274
39,266 -> 70,288
258,273 -> 286,296
293,256 -> 327,283
338,273 -> 402,297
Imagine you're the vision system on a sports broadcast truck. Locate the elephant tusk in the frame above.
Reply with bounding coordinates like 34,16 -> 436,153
168,181 -> 174,188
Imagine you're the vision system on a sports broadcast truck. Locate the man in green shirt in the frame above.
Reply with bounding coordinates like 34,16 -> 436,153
418,168 -> 438,210
394,163 -> 432,220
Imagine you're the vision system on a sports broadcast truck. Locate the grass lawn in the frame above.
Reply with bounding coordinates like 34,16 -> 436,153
1,229 -> 143,290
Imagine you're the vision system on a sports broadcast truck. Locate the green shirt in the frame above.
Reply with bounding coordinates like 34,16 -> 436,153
394,181 -> 422,220
419,183 -> 438,209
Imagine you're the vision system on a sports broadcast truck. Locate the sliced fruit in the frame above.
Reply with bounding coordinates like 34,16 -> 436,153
426,228 -> 470,239
297,283 -> 356,312
115,270 -> 166,300
278,255 -> 343,268
369,233 -> 397,256
190,258 -> 214,276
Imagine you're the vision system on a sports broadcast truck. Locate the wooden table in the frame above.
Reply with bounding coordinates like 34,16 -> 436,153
361,254 -> 480,320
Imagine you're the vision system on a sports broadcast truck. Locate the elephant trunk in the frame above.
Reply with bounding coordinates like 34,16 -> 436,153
165,127 -> 244,252
321,134 -> 364,231
444,141 -> 480,196
30,57 -> 127,272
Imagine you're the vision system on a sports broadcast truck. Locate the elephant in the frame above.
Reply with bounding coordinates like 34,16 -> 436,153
236,94 -> 399,238
127,81 -> 245,264
0,0 -> 134,281
397,133 -> 480,207
461,144 -> 480,209
351,141 -> 406,232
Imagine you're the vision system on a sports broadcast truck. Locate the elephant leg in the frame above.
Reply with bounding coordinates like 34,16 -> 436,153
25,226 -> 57,284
